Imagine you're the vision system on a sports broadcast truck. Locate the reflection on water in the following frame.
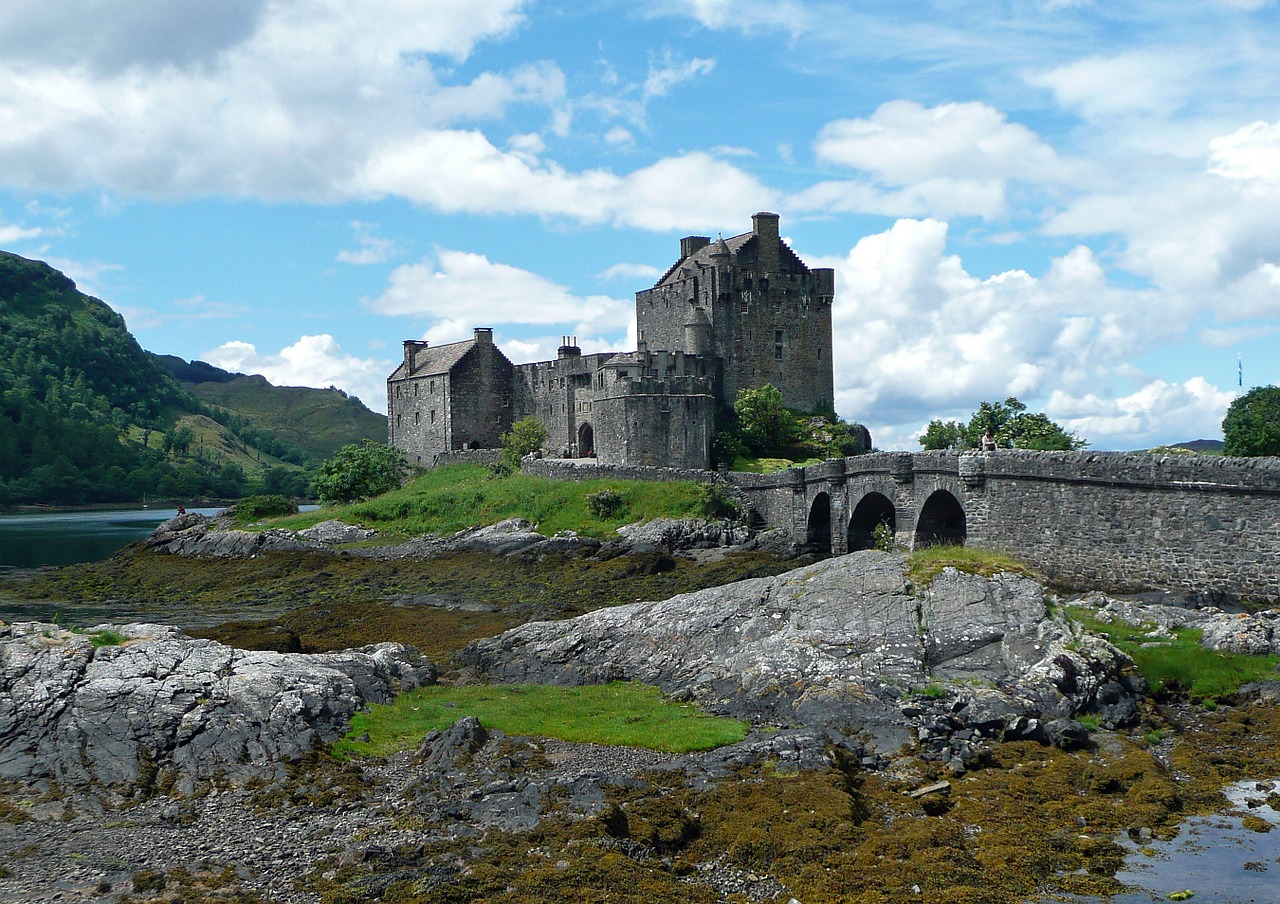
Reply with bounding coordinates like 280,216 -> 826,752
0,507 -> 224,569
1043,778 -> 1280,904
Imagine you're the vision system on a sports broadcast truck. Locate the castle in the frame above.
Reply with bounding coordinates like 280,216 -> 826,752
387,213 -> 836,470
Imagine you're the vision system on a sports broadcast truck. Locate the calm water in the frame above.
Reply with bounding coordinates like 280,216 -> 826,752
0,506 -> 224,569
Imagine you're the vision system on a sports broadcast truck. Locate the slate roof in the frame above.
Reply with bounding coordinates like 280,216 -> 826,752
387,338 -> 476,381
651,229 -> 808,289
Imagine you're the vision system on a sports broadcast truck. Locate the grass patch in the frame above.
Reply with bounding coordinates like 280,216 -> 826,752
907,544 -> 1042,587
1069,607 -> 1280,701
332,682 -> 748,758
68,626 -> 127,647
261,463 -> 716,539
730,455 -> 823,473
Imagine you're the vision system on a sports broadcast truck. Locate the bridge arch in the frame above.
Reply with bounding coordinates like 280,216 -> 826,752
806,492 -> 832,554
847,492 -> 896,551
915,489 -> 966,547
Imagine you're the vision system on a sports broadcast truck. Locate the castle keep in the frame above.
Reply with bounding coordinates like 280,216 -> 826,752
387,213 -> 835,470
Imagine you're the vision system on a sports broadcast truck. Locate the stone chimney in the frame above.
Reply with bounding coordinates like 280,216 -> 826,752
473,327 -> 493,345
557,335 -> 582,359
680,236 -> 711,259
403,340 -> 429,373
752,212 -> 781,272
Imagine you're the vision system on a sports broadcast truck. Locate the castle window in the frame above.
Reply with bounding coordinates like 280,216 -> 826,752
413,383 -> 418,396
759,278 -> 769,291
775,330 -> 783,343
414,412 -> 420,425
430,410 -> 436,424
774,344 -> 783,360
396,414 -> 402,428
742,277 -> 752,290
430,379 -> 436,392
395,385 -> 401,398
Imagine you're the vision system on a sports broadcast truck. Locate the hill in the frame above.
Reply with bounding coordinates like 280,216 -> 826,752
0,251 -> 340,505
155,359 -> 386,462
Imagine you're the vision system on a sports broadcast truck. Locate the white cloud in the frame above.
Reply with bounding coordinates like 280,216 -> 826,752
800,101 -> 1071,219
604,126 -> 635,145
659,0 -> 811,37
204,334 -> 391,413
369,250 -> 633,332
806,218 -> 1232,450
1026,50 -> 1197,119
336,221 -> 398,265
643,50 -> 715,101
1208,119 -> 1280,185
0,224 -> 42,243
597,262 -> 662,282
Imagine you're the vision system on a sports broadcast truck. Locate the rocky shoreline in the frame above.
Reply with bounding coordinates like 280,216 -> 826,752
3,518 -> 1280,902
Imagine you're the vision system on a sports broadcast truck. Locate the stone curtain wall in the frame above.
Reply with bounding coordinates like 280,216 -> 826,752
972,451 -> 1280,604
521,458 -> 715,484
728,451 -> 1280,605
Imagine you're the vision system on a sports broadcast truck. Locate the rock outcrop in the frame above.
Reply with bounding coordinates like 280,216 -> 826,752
0,622 -> 434,793
1084,590 -> 1280,655
461,551 -> 1142,763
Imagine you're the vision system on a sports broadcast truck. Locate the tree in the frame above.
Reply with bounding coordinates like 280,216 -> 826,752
311,441 -> 408,505
920,397 -> 1086,451
919,419 -> 968,450
734,384 -> 802,454
496,416 -> 547,474
1223,386 -> 1280,457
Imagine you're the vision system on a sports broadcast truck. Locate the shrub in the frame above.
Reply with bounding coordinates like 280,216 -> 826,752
698,482 -> 739,519
495,416 -> 547,475
586,489 -> 625,518
236,494 -> 298,520
312,441 -> 408,505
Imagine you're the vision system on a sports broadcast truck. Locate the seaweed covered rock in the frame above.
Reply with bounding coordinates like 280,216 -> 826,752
0,622 -> 434,794
460,551 -> 1141,755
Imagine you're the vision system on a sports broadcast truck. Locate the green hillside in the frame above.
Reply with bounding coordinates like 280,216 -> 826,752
167,366 -> 386,461
0,251 -> 327,505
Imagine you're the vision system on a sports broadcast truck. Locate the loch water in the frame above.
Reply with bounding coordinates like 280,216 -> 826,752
0,506 -> 223,570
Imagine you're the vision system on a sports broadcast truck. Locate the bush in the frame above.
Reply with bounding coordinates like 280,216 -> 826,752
236,494 -> 299,519
312,441 -> 408,505
586,489 -> 625,518
1223,385 -> 1280,457
698,482 -> 739,519
495,416 -> 547,475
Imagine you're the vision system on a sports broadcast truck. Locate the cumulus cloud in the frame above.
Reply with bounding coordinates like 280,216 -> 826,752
204,335 -> 391,413
0,223 -> 42,243
368,250 -> 633,335
1208,119 -> 1280,185
657,0 -> 811,36
597,262 -> 662,282
807,218 -> 1231,450
797,101 -> 1073,219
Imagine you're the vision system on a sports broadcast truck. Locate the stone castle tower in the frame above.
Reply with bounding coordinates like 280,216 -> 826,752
388,213 -> 835,469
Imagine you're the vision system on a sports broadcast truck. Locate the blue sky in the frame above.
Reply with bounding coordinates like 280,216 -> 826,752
1,0 -> 1278,450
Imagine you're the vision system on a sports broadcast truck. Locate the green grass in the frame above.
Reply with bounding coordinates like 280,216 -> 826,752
907,545 -> 1042,587
331,682 -> 749,758
731,455 -> 823,473
265,463 -> 715,539
1068,607 -> 1280,702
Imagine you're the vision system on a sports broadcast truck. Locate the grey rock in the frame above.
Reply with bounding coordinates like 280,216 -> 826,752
298,520 -> 378,544
0,622 -> 435,793
461,551 -> 1141,754
614,518 -> 753,552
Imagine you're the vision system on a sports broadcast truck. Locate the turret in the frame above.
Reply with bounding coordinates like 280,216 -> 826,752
684,306 -> 712,355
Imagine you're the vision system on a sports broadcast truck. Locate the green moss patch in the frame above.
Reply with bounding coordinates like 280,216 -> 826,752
907,545 -> 1042,588
1069,607 -> 1280,702
332,682 -> 748,758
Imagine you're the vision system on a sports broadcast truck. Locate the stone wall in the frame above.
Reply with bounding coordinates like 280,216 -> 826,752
593,383 -> 715,469
447,339 -> 513,452
429,449 -> 501,469
388,373 -> 452,468
729,451 -> 1280,605
521,458 -> 714,484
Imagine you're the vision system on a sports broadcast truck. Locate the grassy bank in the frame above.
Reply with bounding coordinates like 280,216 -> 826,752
264,463 -> 718,539
906,544 -> 1044,587
333,682 -> 748,758
1069,606 -> 1280,702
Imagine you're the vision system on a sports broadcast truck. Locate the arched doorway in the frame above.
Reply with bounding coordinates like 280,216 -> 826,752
806,492 -> 832,555
578,422 -> 594,457
848,492 -> 896,551
915,490 -> 966,547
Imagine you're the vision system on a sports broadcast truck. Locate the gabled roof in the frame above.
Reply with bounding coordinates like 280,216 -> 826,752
653,231 -> 755,287
387,338 -> 476,381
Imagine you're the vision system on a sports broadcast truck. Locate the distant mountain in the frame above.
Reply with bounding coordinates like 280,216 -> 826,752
155,358 -> 386,461
1171,439 -> 1224,454
0,250 -> 367,505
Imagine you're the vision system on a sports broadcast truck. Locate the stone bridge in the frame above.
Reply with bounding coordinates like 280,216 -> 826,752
726,450 -> 1280,606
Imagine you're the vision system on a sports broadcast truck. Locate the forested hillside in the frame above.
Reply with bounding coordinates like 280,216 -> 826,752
0,251 -> 382,505
157,360 -> 386,461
